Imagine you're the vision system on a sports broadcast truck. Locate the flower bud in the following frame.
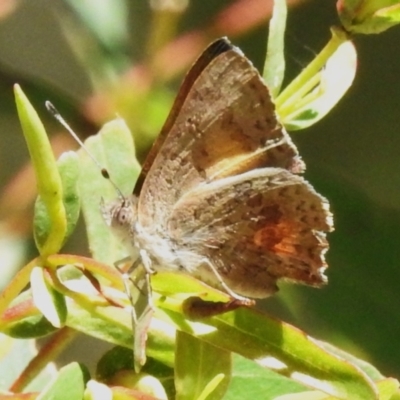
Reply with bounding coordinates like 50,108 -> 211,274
337,0 -> 400,34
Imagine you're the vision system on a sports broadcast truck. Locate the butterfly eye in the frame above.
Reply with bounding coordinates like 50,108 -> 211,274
117,206 -> 131,226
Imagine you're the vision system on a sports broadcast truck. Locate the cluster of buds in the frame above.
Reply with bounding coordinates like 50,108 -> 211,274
337,0 -> 400,34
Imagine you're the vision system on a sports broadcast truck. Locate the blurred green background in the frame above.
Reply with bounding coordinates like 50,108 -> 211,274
0,0 -> 399,379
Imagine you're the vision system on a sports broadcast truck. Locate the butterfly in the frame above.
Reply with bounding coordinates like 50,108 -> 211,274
101,37 -> 333,306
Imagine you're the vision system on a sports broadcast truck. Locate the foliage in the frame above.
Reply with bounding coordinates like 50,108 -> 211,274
0,0 -> 400,399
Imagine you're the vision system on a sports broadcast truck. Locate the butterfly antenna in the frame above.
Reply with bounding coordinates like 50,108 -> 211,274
45,101 -> 125,199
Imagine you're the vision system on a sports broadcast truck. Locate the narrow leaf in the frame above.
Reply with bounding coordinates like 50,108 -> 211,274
3,299 -> 58,339
34,151 -> 81,250
263,0 -> 287,97
14,85 -> 67,256
30,266 -> 67,328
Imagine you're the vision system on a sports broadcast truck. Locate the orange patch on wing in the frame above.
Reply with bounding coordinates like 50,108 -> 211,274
254,221 -> 303,259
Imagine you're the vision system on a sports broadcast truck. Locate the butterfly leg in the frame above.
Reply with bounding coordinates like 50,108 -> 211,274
116,256 -> 154,372
139,248 -> 156,276
131,270 -> 154,372
202,258 -> 253,305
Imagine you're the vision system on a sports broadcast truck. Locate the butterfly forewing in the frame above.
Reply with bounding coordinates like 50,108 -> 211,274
134,38 -> 234,195
137,38 -> 304,228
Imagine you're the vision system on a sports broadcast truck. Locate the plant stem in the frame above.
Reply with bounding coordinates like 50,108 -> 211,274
275,26 -> 349,114
9,327 -> 76,392
0,257 -> 39,322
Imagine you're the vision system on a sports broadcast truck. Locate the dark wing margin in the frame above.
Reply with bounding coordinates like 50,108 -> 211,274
134,37 -> 235,195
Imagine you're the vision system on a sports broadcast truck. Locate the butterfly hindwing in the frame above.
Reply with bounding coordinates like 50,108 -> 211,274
168,169 -> 332,298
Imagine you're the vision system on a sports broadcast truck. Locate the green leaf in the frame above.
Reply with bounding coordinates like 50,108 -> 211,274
56,152 -> 81,239
34,151 -> 81,251
273,391 -> 331,400
316,340 -> 384,381
62,277 -> 175,368
156,298 -> 378,400
175,330 -> 231,400
376,378 -> 400,400
263,0 -> 287,97
30,266 -> 67,328
59,0 -> 131,88
152,272 -> 230,302
37,362 -> 89,400
64,282 -> 132,346
14,85 -> 67,256
96,349 -> 169,399
96,346 -> 135,380
78,118 -> 141,265
3,290 -> 57,338
225,354 -> 306,400
64,0 -> 129,50
67,296 -> 174,369
5,313 -> 57,339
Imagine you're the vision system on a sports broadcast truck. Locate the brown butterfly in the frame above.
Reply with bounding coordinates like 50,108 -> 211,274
102,37 -> 333,304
